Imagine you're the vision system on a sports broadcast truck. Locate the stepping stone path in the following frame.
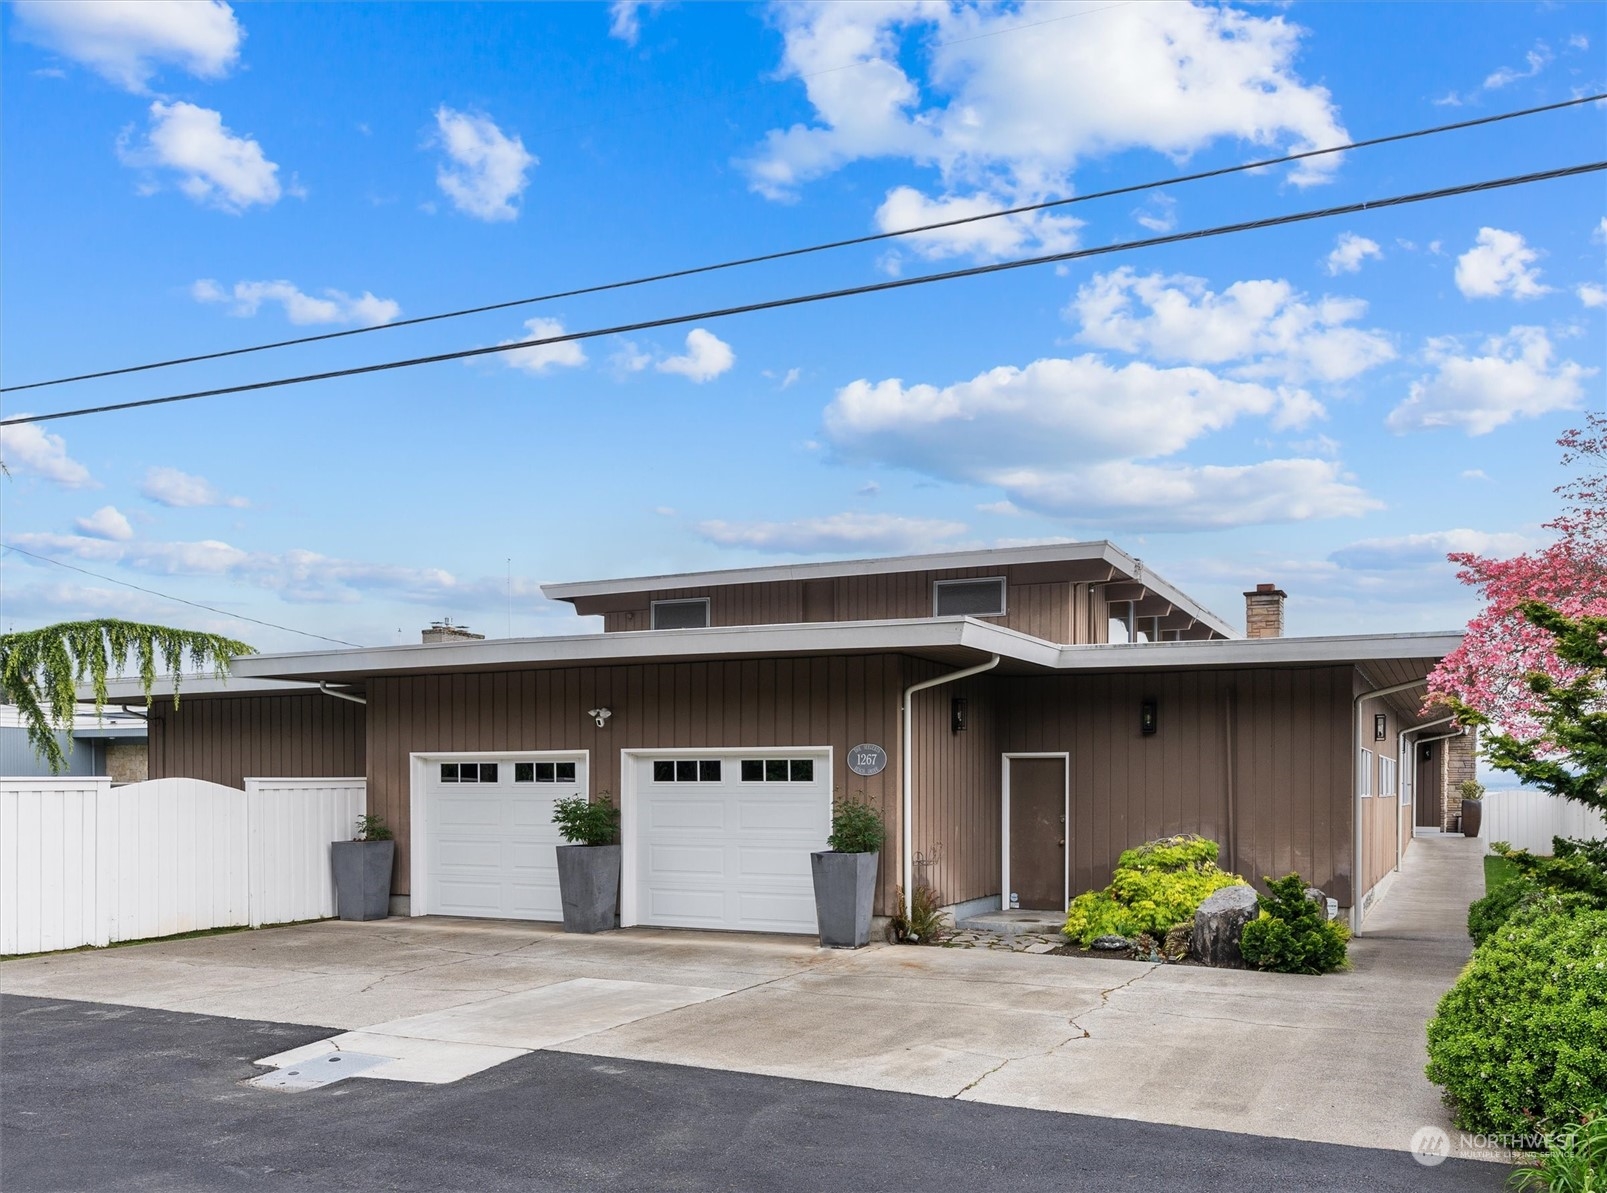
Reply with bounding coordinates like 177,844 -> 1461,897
930,929 -> 1064,953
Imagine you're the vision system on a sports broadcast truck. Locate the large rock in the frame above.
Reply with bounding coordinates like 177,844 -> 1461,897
1192,884 -> 1260,967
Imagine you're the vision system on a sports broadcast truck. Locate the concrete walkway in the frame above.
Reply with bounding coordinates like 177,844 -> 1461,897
0,836 -> 1490,1160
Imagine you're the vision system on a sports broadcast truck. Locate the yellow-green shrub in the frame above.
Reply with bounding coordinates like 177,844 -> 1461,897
1063,835 -> 1244,947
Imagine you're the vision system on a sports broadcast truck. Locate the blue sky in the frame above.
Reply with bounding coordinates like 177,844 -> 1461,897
1,0 -> 1603,653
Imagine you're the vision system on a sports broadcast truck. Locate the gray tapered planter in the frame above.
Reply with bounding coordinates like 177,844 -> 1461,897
811,851 -> 879,948
556,844 -> 621,933
331,840 -> 394,921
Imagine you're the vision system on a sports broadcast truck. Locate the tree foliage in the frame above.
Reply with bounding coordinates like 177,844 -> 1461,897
0,619 -> 253,773
1429,415 -> 1607,738
1447,604 -> 1607,816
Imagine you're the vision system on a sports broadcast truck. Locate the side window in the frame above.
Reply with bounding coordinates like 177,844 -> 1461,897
1358,748 -> 1374,798
651,598 -> 709,630
934,577 -> 1006,618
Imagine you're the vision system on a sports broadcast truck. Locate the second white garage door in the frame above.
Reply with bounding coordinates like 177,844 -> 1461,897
626,750 -> 831,934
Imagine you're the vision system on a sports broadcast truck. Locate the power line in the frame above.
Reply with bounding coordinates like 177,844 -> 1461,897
0,543 -> 362,647
5,92 -> 1600,395
5,160 -> 1601,428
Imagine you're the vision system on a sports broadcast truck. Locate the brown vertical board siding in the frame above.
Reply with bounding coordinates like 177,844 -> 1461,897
148,693 -> 364,792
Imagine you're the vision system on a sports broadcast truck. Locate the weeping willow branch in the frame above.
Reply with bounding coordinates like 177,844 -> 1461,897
0,620 -> 255,774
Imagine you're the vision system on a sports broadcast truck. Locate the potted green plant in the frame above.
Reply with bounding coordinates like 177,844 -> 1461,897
331,813 -> 394,922
552,792 -> 621,933
811,794 -> 884,948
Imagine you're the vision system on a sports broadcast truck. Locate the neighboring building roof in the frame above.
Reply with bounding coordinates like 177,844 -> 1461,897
212,617 -> 1462,686
0,703 -> 148,737
86,676 -> 345,707
541,540 -> 1238,640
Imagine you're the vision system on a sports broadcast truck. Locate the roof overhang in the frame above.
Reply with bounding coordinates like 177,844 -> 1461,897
85,676 -> 350,706
1053,631 -> 1464,672
540,541 -> 1238,640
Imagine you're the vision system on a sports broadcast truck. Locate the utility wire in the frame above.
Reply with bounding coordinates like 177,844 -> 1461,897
1,543 -> 362,647
4,159 -> 1602,428
4,92 -> 1600,395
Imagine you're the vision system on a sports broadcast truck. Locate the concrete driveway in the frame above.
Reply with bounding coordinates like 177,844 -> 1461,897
0,836 -> 1488,1162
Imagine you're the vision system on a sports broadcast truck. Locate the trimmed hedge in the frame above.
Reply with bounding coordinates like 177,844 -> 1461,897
1063,836 -> 1243,947
1426,908 -> 1607,1134
1239,873 -> 1349,974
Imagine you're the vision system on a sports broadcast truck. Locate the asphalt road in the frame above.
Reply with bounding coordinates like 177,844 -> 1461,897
1,994 -> 1505,1193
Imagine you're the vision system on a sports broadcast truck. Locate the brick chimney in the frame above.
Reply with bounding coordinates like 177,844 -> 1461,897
422,618 -> 484,644
1243,583 -> 1287,639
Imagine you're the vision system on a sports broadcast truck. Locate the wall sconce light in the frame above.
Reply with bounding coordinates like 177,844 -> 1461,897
1420,742 -> 1433,763
1140,698 -> 1158,736
1374,713 -> 1387,741
588,707 -> 612,728
951,697 -> 968,733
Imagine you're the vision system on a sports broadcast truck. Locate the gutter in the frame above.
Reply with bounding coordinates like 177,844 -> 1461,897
1352,678 -> 1427,935
901,654 -> 1000,920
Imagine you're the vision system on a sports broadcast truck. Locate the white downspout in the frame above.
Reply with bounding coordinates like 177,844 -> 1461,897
320,682 -> 367,705
1397,713 -> 1457,871
902,654 -> 1000,920
1352,678 -> 1427,936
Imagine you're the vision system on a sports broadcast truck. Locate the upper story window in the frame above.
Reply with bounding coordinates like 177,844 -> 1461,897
933,577 -> 1006,618
651,597 -> 710,630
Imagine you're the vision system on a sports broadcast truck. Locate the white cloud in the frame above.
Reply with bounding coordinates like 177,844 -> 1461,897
1460,469 -> 1490,481
977,500 -> 1022,516
74,506 -> 135,542
745,1 -> 1346,257
1324,232 -> 1381,275
657,328 -> 734,382
140,466 -> 248,508
873,186 -> 1080,262
608,340 -> 653,374
1388,326 -> 1593,435
1454,227 -> 1550,299
12,0 -> 242,93
1578,283 -> 1607,309
822,354 -> 1376,529
608,1 -> 665,45
1483,46 -> 1550,90
696,512 -> 968,555
432,106 -> 535,222
1328,529 -> 1531,571
192,278 -> 400,326
500,317 -> 587,375
777,367 -> 801,389
0,421 -> 95,488
1133,193 -> 1177,234
119,101 -> 282,212
1070,267 -> 1395,384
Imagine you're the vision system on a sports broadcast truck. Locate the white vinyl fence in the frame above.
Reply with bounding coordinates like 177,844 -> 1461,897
1,775 -> 365,955
1481,787 -> 1607,855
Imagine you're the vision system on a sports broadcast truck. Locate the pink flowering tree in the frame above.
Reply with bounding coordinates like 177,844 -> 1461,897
1426,414 -> 1607,740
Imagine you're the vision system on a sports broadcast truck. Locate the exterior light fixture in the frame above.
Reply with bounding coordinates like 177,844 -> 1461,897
1140,698 -> 1158,736
588,707 -> 612,728
1374,713 -> 1387,741
951,697 -> 968,733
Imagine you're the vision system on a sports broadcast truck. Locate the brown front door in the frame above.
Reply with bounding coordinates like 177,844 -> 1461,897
1009,757 -> 1066,911
1416,741 -> 1442,829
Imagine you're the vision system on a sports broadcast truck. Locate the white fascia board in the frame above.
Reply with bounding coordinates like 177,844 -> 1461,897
1055,631 -> 1463,670
81,676 -> 327,704
230,617 -> 1060,682
541,541 -> 1119,599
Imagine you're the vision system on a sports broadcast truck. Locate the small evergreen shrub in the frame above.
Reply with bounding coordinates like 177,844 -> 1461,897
354,813 -> 392,842
1062,835 -> 1244,947
827,796 -> 884,854
1425,909 -> 1607,1134
552,793 -> 620,846
1238,873 -> 1349,974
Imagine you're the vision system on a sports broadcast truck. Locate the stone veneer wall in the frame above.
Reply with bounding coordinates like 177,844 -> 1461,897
1441,727 -> 1479,831
106,739 -> 148,785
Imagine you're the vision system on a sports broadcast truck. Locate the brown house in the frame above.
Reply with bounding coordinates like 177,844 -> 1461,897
123,542 -> 1461,935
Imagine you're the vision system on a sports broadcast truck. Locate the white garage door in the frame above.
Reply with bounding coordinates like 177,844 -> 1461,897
628,750 -> 830,934
421,754 -> 584,920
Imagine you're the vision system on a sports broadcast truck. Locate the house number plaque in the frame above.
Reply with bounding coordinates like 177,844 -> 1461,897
847,743 -> 887,777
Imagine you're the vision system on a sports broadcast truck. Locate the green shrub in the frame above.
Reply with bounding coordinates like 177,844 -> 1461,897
1470,841 -> 1607,944
1426,910 -> 1607,1134
1239,873 -> 1349,974
354,813 -> 392,842
552,793 -> 620,846
1510,1105 -> 1607,1193
827,796 -> 884,854
1063,835 -> 1244,947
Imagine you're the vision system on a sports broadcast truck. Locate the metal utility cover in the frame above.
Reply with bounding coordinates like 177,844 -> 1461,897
249,1050 -> 393,1091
